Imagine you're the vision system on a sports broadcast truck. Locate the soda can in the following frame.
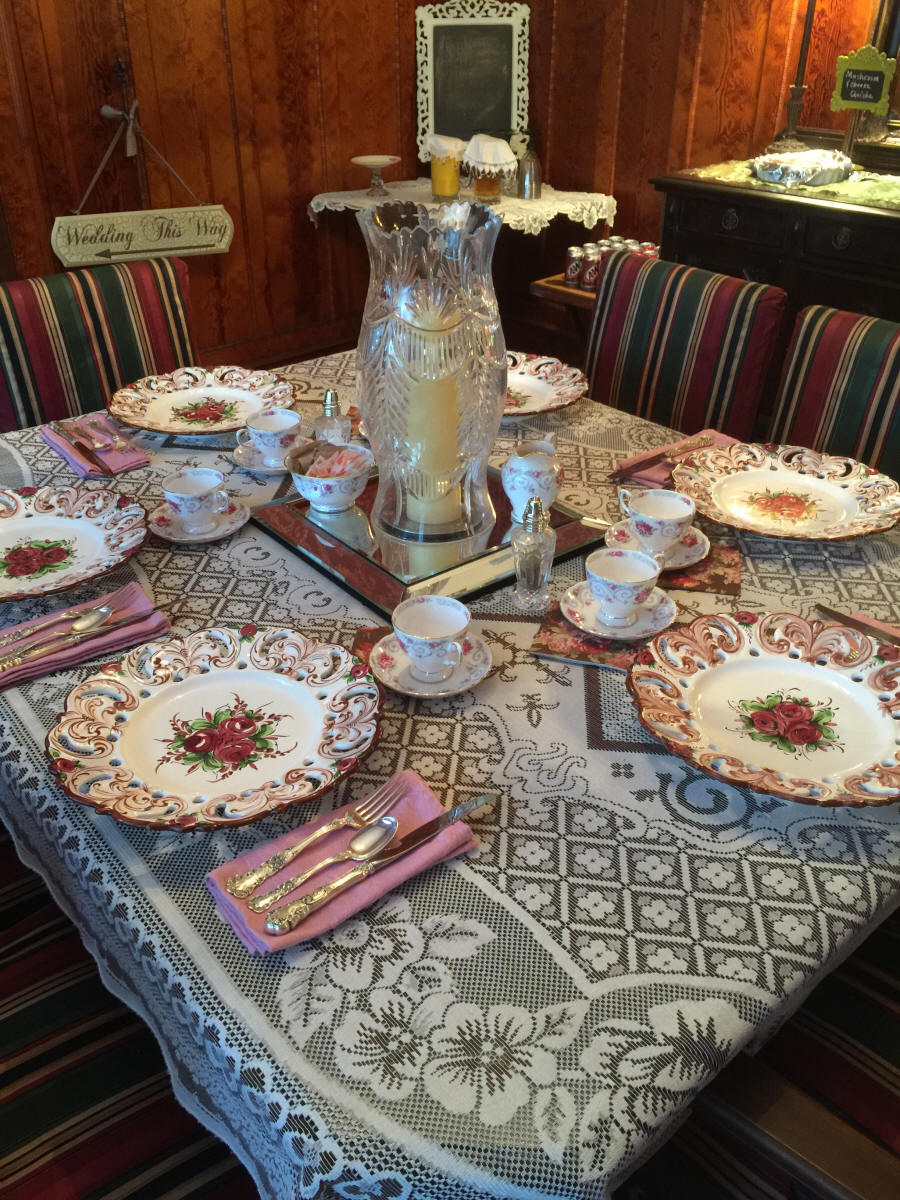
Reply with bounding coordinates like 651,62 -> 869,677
581,249 -> 601,291
624,239 -> 641,250
564,246 -> 584,287
608,235 -> 625,245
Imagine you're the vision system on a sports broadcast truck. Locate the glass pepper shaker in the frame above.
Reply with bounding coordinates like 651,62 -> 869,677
313,388 -> 351,444
511,496 -> 555,613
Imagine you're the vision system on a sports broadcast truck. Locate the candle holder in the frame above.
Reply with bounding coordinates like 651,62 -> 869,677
355,201 -> 506,543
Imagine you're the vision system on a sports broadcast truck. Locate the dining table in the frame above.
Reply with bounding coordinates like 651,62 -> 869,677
1,348 -> 898,1200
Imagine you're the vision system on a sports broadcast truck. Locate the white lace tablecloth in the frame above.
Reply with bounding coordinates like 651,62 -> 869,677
1,352 -> 898,1200
308,179 -> 616,235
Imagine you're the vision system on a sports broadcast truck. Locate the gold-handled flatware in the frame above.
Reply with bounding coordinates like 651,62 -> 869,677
815,605 -> 900,648
0,600 -> 112,652
48,420 -> 115,477
85,417 -> 130,452
247,815 -> 398,912
610,433 -> 714,482
224,774 -> 407,899
265,793 -> 497,935
0,611 -> 149,672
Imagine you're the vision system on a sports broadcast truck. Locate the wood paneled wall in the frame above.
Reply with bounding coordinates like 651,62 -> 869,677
0,0 -> 879,368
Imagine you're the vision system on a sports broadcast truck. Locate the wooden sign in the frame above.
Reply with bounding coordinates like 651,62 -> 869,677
831,44 -> 896,116
51,205 -> 233,268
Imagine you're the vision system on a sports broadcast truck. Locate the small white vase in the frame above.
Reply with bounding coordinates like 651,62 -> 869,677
501,440 -> 563,523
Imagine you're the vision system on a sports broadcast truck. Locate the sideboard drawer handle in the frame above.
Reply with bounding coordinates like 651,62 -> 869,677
832,226 -> 852,251
721,208 -> 739,232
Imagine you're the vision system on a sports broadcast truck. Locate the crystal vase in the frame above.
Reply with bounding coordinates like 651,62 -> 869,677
356,201 -> 506,542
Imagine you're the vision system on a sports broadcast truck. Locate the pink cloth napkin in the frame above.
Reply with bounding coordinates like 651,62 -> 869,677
850,612 -> 900,640
40,414 -> 149,478
207,769 -> 479,954
615,428 -> 738,488
0,581 -> 169,691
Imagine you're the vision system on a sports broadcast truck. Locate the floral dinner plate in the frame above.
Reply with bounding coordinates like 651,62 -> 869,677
0,485 -> 147,602
627,611 -> 900,807
46,626 -> 382,829
109,365 -> 296,435
503,351 -> 588,416
671,443 -> 899,540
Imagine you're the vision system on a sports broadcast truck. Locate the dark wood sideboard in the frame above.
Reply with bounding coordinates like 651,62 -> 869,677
652,171 -> 900,324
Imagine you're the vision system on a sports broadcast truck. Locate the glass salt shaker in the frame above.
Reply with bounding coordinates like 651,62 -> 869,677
313,388 -> 351,444
511,496 -> 555,613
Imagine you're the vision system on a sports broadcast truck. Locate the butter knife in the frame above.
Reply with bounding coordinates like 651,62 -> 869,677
610,433 -> 714,481
814,605 -> 900,648
264,793 -> 497,935
0,612 -> 151,671
48,421 -> 115,478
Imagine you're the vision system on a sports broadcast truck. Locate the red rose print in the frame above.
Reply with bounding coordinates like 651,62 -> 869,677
18,486 -> 37,496
337,756 -> 358,772
734,611 -> 757,624
239,623 -> 258,638
52,757 -> 75,772
635,521 -> 653,536
41,545 -> 68,564
219,715 -> 257,737
785,722 -> 822,746
349,662 -> 368,678
750,709 -> 780,733
877,644 -> 900,662
774,700 -> 812,722
216,738 -> 256,765
117,496 -> 133,508
183,730 -> 218,754
100,661 -> 121,673
636,649 -> 654,665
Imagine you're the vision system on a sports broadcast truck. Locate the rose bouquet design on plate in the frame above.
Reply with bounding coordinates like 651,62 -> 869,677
744,489 -> 820,524
157,693 -> 296,782
171,396 -> 238,424
0,537 -> 74,579
731,690 -> 841,756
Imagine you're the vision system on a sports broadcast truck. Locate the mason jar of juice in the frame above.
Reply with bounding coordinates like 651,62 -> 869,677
462,134 -> 517,207
426,134 -> 464,202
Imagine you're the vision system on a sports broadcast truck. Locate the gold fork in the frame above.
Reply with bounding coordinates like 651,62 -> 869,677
224,775 -> 407,898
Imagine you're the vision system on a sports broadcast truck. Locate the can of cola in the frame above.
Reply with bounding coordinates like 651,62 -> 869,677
564,246 -> 584,287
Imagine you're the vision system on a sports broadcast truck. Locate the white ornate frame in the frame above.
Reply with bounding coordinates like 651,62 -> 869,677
415,1 -> 530,161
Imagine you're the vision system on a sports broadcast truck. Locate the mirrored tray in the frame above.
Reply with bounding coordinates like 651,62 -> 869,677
251,471 -> 606,617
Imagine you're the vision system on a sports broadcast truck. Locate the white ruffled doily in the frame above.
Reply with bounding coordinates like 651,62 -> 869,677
308,178 -> 616,235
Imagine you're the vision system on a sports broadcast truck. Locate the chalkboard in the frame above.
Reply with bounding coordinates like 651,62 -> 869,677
415,2 -> 529,161
840,68 -> 885,104
433,25 -> 513,140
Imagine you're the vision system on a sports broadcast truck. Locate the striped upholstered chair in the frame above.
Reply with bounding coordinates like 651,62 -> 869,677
768,305 -> 900,477
585,251 -> 787,439
0,257 -> 197,431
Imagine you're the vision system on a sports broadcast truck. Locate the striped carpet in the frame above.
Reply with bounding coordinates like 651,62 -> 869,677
2,826 -> 897,1199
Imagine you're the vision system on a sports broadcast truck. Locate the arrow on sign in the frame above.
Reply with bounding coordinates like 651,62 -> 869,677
95,242 -> 217,260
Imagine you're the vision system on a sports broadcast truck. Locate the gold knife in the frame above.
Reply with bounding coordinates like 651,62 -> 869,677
0,612 -> 152,671
814,605 -> 900,648
49,421 -> 115,478
264,793 -> 497,935
610,433 -> 714,481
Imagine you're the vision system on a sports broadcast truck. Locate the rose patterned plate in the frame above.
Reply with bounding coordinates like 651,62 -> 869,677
627,611 -> 900,807
503,351 -> 588,416
605,521 -> 711,568
671,443 -> 899,540
0,486 -> 147,602
46,626 -> 382,829
109,366 -> 296,435
561,582 -> 677,641
369,632 -> 492,698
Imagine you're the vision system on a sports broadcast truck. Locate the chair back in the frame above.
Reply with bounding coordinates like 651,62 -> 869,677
585,251 -> 786,439
768,305 -> 900,476
0,257 -> 197,431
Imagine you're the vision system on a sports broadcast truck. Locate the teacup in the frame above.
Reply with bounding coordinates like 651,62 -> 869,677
162,467 -> 230,534
618,486 -> 695,555
236,408 -> 303,467
585,547 -> 665,627
392,595 -> 470,683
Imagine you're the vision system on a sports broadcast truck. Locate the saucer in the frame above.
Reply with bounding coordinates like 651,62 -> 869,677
232,441 -> 288,475
149,500 -> 250,543
605,520 -> 710,569
369,632 -> 492,698
561,582 -> 677,641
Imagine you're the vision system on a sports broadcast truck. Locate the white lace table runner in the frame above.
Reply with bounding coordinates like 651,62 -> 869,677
308,179 -> 617,236
1,356 -> 898,1200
